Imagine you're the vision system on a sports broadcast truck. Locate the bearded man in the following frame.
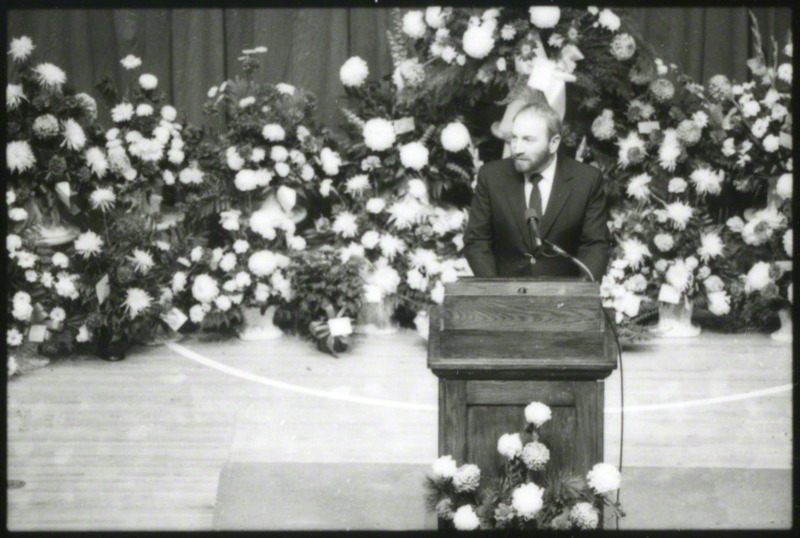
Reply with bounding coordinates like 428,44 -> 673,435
464,101 -> 610,280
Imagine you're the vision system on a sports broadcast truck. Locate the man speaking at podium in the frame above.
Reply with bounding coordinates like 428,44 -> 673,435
464,100 -> 610,281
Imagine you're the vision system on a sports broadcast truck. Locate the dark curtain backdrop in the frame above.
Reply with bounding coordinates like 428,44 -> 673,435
7,7 -> 791,129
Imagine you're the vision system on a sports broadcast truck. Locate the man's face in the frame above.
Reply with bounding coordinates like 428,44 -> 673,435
509,113 -> 560,175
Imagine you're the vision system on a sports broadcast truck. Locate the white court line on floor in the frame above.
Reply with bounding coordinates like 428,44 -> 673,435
166,342 -> 793,414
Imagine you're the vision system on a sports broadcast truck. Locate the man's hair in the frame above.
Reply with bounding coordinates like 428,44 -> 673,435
512,98 -> 562,140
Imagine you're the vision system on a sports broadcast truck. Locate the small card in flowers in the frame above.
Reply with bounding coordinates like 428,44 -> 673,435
658,284 -> 681,305
54,181 -> 71,206
328,317 -> 353,337
28,324 -> 49,343
638,121 -> 660,135
96,274 -> 111,305
780,132 -> 792,149
392,117 -> 416,136
161,308 -> 188,332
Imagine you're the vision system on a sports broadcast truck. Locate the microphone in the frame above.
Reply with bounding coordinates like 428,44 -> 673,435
544,240 -> 596,282
524,208 -> 543,249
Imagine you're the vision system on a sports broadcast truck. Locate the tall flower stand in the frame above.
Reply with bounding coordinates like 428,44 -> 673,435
239,305 -> 283,341
355,296 -> 397,335
652,299 -> 701,338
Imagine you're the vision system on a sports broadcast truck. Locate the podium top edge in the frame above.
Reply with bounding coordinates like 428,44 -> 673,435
445,278 -> 600,295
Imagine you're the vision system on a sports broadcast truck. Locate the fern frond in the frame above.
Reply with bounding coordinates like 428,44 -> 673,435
419,124 -> 436,145
340,107 -> 365,129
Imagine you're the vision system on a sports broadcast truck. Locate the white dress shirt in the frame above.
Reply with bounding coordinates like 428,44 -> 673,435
524,155 -> 557,214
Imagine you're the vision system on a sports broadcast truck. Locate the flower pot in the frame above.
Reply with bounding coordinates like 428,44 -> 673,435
355,297 -> 397,335
770,308 -> 792,343
239,305 -> 283,341
652,299 -> 700,338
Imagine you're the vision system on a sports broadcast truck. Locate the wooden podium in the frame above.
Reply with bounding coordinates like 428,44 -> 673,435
427,277 -> 617,486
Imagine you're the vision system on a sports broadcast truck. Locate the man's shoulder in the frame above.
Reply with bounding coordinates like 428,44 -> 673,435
560,154 -> 601,179
479,158 -> 516,176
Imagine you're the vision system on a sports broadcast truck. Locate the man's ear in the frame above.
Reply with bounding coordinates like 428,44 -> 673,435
549,134 -> 561,154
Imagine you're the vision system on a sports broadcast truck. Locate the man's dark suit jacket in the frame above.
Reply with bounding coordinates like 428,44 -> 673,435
464,155 -> 610,280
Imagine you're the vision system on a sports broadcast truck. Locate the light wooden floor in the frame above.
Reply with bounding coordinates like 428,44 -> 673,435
6,329 -> 792,530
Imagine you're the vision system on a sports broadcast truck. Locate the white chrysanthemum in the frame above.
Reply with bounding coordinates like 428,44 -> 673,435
88,187 -> 115,213
512,482 -> 545,519
620,238 -> 651,269
726,216 -> 744,233
111,102 -> 135,123
399,142 -> 429,170
452,505 -> 480,530
425,6 -> 447,28
139,73 -> 158,90
160,105 -> 177,122
12,298 -> 33,322
452,463 -> 481,492
402,10 -> 427,39
358,230 -> 379,250
319,147 -> 341,176
339,56 -> 369,87
34,62 -> 67,90
171,271 -> 187,293
232,169 -> 257,192
123,288 -> 152,319
626,173 -> 651,200
365,197 -> 386,214
698,232 -> 724,261
691,110 -> 709,128
587,462 -> 621,493
332,212 -> 359,238
262,123 -> 285,142
653,233 -> 674,252
690,167 -> 723,196
666,260 -> 691,292
463,23 -> 495,59
7,234 -> 22,252
703,275 -> 725,294
677,118 -> 702,145
617,131 -> 646,168
409,248 -> 441,275
188,304 -> 206,324
363,118 -> 396,151
742,99 -> 760,117
345,174 -> 370,196
524,401 -> 552,427
49,306 -> 67,324
763,134 -> 780,153
667,177 -> 687,194
76,324 -> 91,343
59,118 -> 86,151
777,63 -> 792,83
598,9 -> 621,31
529,6 -> 560,28
783,229 -> 792,257
227,146 -> 245,170
666,202 -> 693,230
744,261 -> 773,293
33,114 -> 60,138
128,249 -> 155,274
707,290 -> 731,316
7,83 -> 26,109
9,207 -> 28,222
120,54 -> 142,69
610,33 -> 636,61
7,189 -> 17,205
402,179 -> 427,203
657,129 -> 682,172
497,433 -> 523,460
248,250 -> 287,277
9,36 -> 35,62
570,502 -> 600,529
135,103 -> 153,117
591,110 -> 616,140
429,455 -> 457,480
14,251 -> 38,268
85,147 -> 108,178
7,141 -> 36,173
179,166 -> 204,185
378,234 -> 405,261
8,328 -> 24,347
521,441 -> 550,471
440,122 -> 471,152
218,252 -> 237,273
74,231 -> 104,258
192,274 -> 220,303
238,96 -> 255,109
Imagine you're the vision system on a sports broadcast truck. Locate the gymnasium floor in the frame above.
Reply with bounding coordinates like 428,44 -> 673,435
6,329 -> 792,530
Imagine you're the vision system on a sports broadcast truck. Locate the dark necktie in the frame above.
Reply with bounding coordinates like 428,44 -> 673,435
527,173 -> 543,218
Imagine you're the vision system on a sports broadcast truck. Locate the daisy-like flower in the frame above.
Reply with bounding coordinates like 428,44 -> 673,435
85,147 -> 109,178
128,248 -> 155,274
120,54 -> 142,69
363,118 -> 396,151
339,56 -> 369,87
626,173 -> 651,200
9,36 -> 35,62
379,234 -> 405,261
139,73 -> 158,90
621,238 -> 651,269
7,141 -> 36,173
587,462 -> 621,493
111,102 -> 135,123
440,122 -> 471,152
123,288 -> 153,318
665,201 -> 693,230
617,131 -> 646,168
698,232 -> 724,261
452,505 -> 480,530
34,62 -> 67,90
690,166 -> 723,195
570,502 -> 600,529
658,129 -> 682,172
332,212 -> 359,238
500,24 -> 516,40
512,483 -> 545,519
7,83 -> 27,109
346,174 -> 370,196
497,432 -> 523,459
8,328 -> 24,347
74,231 -> 104,258
61,118 -> 87,151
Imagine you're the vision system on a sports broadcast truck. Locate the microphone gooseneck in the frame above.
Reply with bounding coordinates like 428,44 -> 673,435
524,208 -> 543,249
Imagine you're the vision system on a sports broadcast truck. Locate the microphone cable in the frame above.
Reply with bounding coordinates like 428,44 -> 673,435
536,241 -> 625,530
